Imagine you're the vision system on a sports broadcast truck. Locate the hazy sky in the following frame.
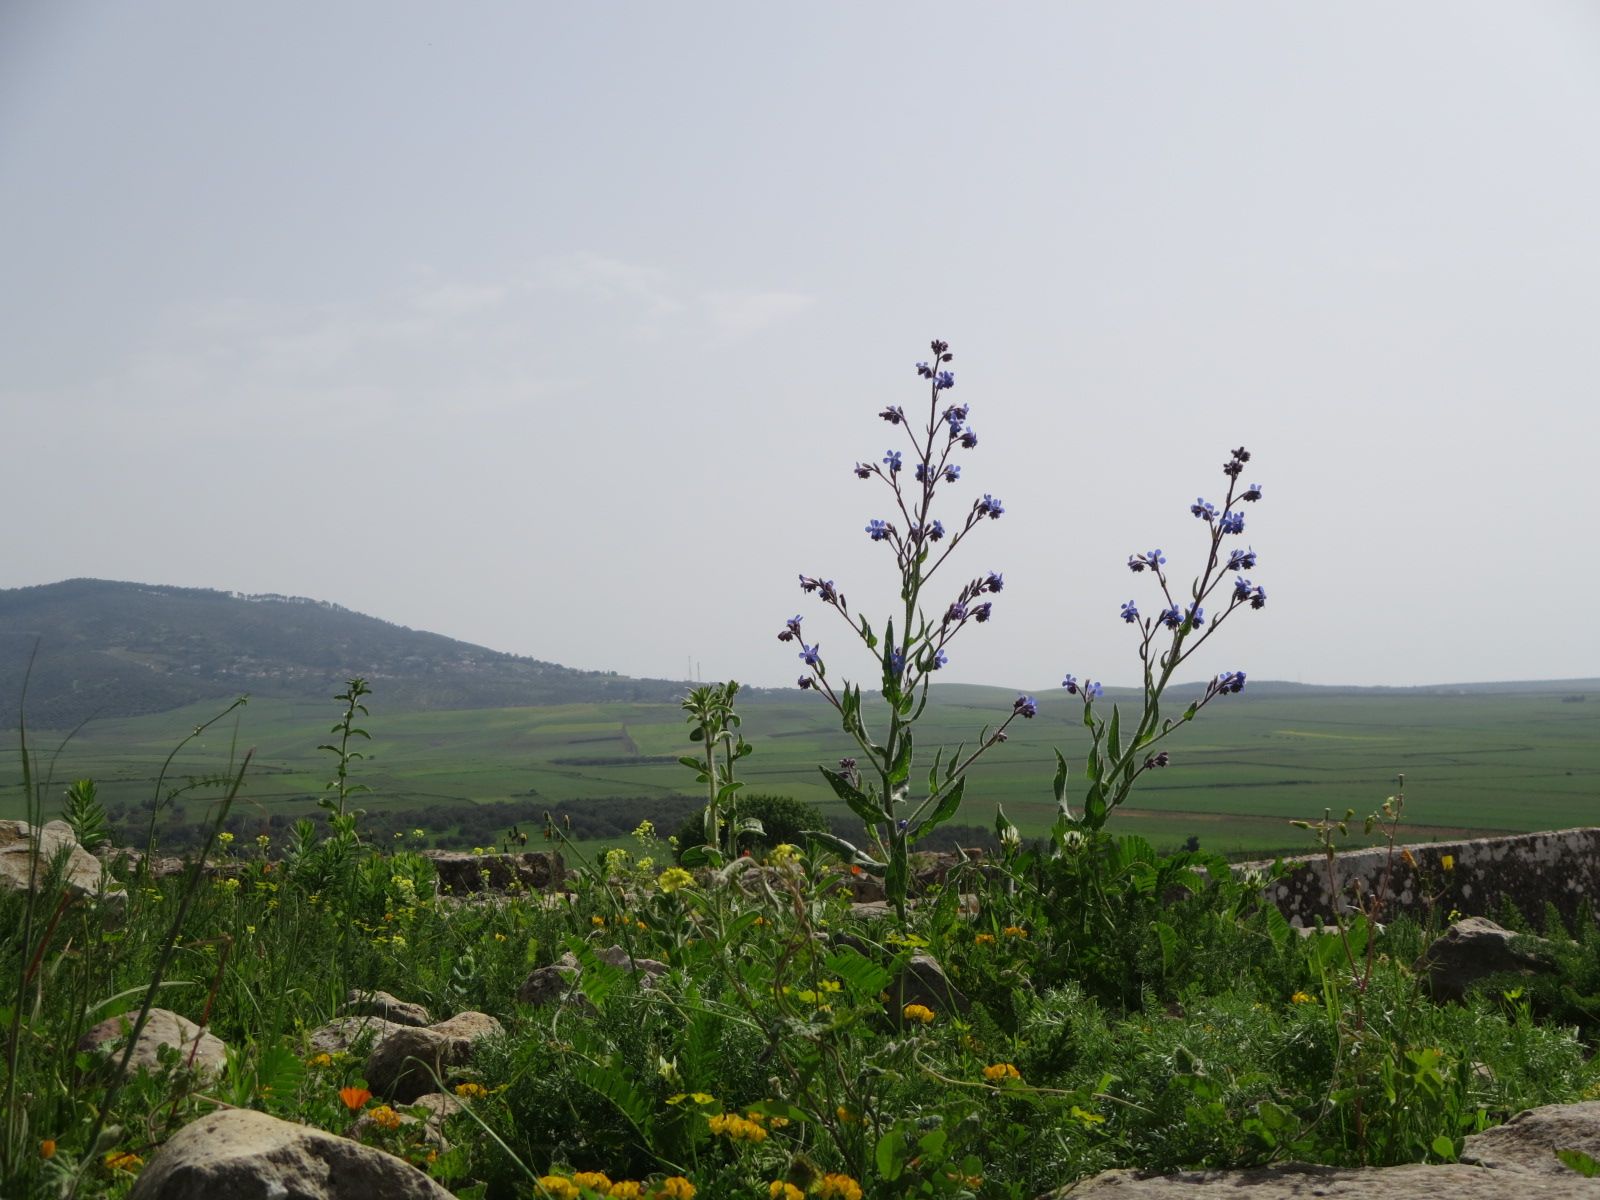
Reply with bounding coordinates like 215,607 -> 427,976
4,3 -> 1599,694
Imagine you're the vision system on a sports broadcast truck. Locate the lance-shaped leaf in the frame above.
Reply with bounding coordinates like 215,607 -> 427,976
802,829 -> 885,874
909,775 -> 966,842
820,766 -> 882,825
1052,749 -> 1070,807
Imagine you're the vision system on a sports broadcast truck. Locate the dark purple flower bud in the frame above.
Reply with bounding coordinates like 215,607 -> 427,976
971,601 -> 992,623
942,404 -> 969,425
916,361 -> 934,379
883,449 -> 902,473
786,615 -> 803,636
866,519 -> 893,542
1120,600 -> 1140,623
943,464 -> 960,483
1127,555 -> 1145,573
1223,459 -> 1244,478
1217,670 -> 1246,694
1218,511 -> 1244,535
1250,586 -> 1266,610
1145,751 -> 1170,769
799,643 -> 822,667
777,629 -> 794,642
1241,482 -> 1263,502
914,462 -> 930,483
1062,673 -> 1079,694
1186,604 -> 1205,628
984,571 -> 1004,593
1158,605 -> 1183,630
930,339 -> 950,355
897,818 -> 909,832
839,757 -> 856,772
927,519 -> 946,542
978,494 -> 1004,519
879,405 -> 906,424
944,602 -> 967,625
935,370 -> 955,390
854,462 -> 873,479
960,427 -> 978,449
1191,497 -> 1217,521
799,574 -> 820,593
818,580 -> 838,603
1230,446 -> 1251,463
1233,576 -> 1253,602
798,676 -> 815,689
1014,695 -> 1038,719
1225,548 -> 1257,572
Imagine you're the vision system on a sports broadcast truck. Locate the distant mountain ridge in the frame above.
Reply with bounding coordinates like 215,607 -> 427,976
0,578 -> 689,728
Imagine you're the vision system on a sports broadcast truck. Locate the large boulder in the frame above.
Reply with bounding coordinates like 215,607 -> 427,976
0,820 -> 125,909
78,1008 -> 227,1080
128,1108 -> 453,1200
364,1011 -> 502,1103
891,953 -> 970,1019
1461,1100 -> 1600,1174
306,1016 -> 406,1058
1415,917 -> 1558,1002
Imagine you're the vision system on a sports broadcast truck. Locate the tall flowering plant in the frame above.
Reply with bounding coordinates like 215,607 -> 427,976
783,339 -> 1035,918
1049,446 -> 1266,840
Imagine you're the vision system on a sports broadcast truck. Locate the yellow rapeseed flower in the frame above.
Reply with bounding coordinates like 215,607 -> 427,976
454,1082 -> 490,1100
657,867 -> 695,894
707,1113 -> 767,1142
369,1105 -> 403,1131
610,1184 -> 644,1199
1441,854 -> 1455,871
653,1177 -> 696,1199
902,1003 -> 935,1025
815,1173 -> 863,1200
768,843 -> 800,866
982,1062 -> 1021,1082
217,832 -> 234,846
572,1171 -> 613,1192
769,1183 -> 804,1200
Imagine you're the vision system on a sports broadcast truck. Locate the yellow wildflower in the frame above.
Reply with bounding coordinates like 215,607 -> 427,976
103,1151 -> 144,1172
1290,991 -> 1316,1005
974,932 -> 995,946
592,915 -> 607,927
666,1092 -> 715,1106
835,1105 -> 859,1124
1002,925 -> 1029,939
454,1082 -> 490,1100
1071,1105 -> 1106,1125
611,1185 -> 644,1200
657,867 -> 695,894
1400,848 -> 1416,867
902,1003 -> 935,1025
572,1171 -> 613,1192
1441,854 -> 1455,871
982,1062 -> 1021,1082
369,1105 -> 403,1130
815,1174 -> 863,1200
305,1052 -> 332,1068
539,1176 -> 580,1200
768,843 -> 800,866
653,1177 -> 696,1199
219,877 -> 240,892
769,1183 -> 804,1200
707,1112 -> 767,1142
494,932 -> 508,942
633,819 -> 655,839
217,832 -> 234,846
256,834 -> 271,849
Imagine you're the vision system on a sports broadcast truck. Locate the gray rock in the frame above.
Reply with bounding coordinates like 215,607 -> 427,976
343,989 -> 431,1027
1038,1100 -> 1600,1197
78,1008 -> 227,1080
892,953 -> 970,1019
0,819 -> 125,909
517,945 -> 670,1008
128,1108 -> 453,1200
1039,1162 -> 1600,1198
307,1016 -> 406,1058
1461,1100 -> 1600,1174
424,849 -> 564,895
364,1011 -> 502,1102
351,1092 -> 463,1150
1416,917 -> 1557,1002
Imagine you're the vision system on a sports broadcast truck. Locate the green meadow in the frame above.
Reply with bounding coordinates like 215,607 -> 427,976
4,682 -> 1595,857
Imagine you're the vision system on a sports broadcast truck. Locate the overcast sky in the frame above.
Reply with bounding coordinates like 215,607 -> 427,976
3,3 -> 1598,694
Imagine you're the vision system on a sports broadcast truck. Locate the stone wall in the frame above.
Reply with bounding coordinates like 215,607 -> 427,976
1240,827 -> 1600,930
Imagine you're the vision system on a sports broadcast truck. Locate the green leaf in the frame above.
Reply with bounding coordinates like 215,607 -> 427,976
1107,704 -> 1122,762
825,949 -> 893,997
1052,750 -> 1069,806
802,830 -> 884,873
678,844 -> 714,868
1152,920 -> 1177,974
1556,1149 -> 1600,1177
909,776 -> 966,842
819,767 -> 881,825
889,729 -> 914,787
885,851 -> 908,906
567,937 -> 627,1008
1084,785 -> 1107,828
926,747 -> 944,799
1431,1136 -> 1457,1161
1082,702 -> 1095,729
876,1125 -> 909,1181
1264,903 -> 1292,949
678,756 -> 705,772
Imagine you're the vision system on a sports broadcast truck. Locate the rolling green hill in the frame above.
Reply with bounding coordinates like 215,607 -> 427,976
0,578 -> 690,728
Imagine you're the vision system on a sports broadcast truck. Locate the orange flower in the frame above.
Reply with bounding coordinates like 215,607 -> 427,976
39,1140 -> 56,1160
339,1086 -> 372,1111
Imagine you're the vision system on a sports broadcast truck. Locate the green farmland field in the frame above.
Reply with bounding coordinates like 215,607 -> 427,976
2,680 -> 1596,858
